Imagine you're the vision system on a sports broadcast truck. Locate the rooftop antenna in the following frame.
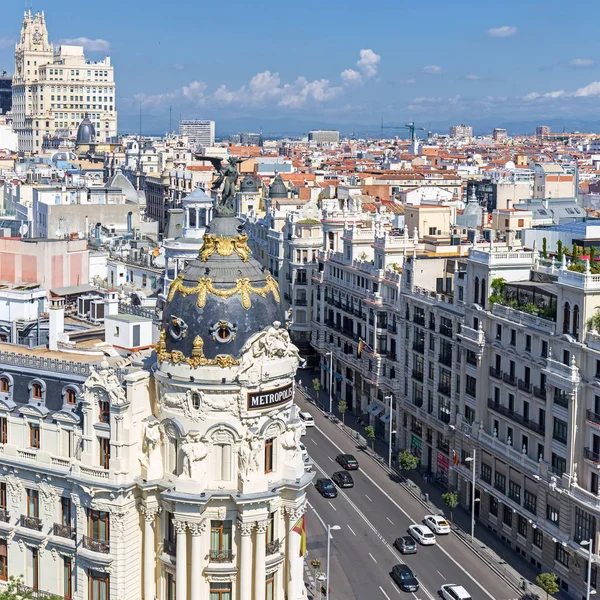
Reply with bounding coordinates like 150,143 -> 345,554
169,105 -> 172,136
139,102 -> 142,138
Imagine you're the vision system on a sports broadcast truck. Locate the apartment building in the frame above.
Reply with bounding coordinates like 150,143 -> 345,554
179,120 -> 215,148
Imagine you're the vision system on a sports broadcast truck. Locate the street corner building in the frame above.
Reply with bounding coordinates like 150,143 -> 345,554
0,212 -> 313,599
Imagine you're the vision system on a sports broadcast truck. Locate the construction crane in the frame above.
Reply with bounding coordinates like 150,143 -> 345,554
404,122 -> 425,142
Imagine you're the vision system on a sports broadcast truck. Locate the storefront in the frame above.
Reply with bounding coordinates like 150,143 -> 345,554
436,452 -> 449,486
410,435 -> 423,463
381,411 -> 396,446
364,402 -> 385,437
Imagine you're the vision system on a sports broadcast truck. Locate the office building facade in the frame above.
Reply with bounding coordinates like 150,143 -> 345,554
179,120 -> 215,148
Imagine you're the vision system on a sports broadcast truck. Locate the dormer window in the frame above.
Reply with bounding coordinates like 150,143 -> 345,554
0,379 -> 8,394
32,384 -> 42,400
99,401 -> 109,424
65,390 -> 76,406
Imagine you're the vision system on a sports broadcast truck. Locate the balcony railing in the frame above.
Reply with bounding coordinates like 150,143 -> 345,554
83,535 -> 110,554
533,386 -> 546,400
585,447 -> 600,463
587,410 -> 600,426
20,515 -> 42,531
0,509 -> 8,523
502,373 -> 517,387
266,539 -> 281,556
17,585 -> 57,600
209,549 -> 234,562
487,399 -> 545,435
412,370 -> 424,382
439,353 -> 452,367
163,538 -> 176,556
53,523 -> 76,540
518,379 -> 532,393
554,390 -> 570,408
489,367 -> 503,380
438,384 -> 451,396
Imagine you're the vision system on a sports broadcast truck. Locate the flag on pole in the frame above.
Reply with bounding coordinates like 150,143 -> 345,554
357,338 -> 374,357
293,515 -> 307,556
452,449 -> 460,466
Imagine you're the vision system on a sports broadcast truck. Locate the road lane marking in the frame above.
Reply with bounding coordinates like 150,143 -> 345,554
310,439 -> 318,445
365,494 -> 373,502
347,524 -> 356,536
328,456 -> 334,462
437,570 -> 446,580
379,586 -> 392,600
369,552 -> 377,563
387,517 -> 394,525
328,501 -> 336,511
313,424 -> 497,600
307,501 -> 327,530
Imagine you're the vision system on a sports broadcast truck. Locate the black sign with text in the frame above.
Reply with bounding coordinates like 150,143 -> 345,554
247,383 -> 293,411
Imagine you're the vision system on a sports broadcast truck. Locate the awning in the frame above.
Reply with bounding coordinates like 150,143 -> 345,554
381,413 -> 392,424
365,402 -> 384,417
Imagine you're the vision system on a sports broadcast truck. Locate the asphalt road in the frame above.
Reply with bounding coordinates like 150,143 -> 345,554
300,398 -> 523,600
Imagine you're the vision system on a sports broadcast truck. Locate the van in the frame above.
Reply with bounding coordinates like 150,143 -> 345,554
440,584 -> 472,600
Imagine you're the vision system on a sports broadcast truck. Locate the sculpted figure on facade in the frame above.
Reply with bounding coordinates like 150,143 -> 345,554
140,416 -> 162,468
84,360 -> 127,407
181,431 -> 209,479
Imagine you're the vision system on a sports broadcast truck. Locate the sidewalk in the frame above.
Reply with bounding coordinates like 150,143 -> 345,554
295,369 -> 561,600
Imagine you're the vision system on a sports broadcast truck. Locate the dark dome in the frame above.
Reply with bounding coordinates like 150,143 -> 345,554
76,114 -> 95,144
269,174 -> 288,199
240,174 -> 258,193
160,216 -> 284,364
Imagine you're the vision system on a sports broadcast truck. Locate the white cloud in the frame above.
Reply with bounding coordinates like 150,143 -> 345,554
412,96 -> 443,104
173,63 -> 184,70
488,26 -> 517,38
423,65 -> 442,74
569,58 -> 595,68
59,37 -> 111,52
0,38 -> 14,49
574,81 -> 600,97
341,68 -> 362,85
356,48 -> 381,78
465,74 -> 481,80
400,79 -> 416,84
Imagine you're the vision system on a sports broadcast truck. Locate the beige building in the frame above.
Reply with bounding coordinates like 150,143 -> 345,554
491,208 -> 533,242
12,11 -> 117,153
404,204 -> 453,238
533,163 -> 575,199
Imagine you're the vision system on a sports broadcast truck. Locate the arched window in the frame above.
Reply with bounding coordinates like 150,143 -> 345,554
0,378 -> 9,393
480,278 -> 486,308
563,302 -> 571,334
65,389 -> 76,405
191,392 -> 201,410
474,277 -> 480,305
32,383 -> 42,400
573,305 -> 580,339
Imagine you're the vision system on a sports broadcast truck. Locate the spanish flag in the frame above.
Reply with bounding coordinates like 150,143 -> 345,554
357,338 -> 373,357
452,449 -> 460,466
293,515 -> 307,557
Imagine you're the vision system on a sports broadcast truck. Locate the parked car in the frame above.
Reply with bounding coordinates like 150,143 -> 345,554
408,524 -> 436,545
299,412 -> 315,427
335,454 -> 359,470
440,584 -> 472,600
331,471 -> 354,488
391,564 -> 419,592
315,478 -> 338,498
393,535 -> 417,555
423,514 -> 451,535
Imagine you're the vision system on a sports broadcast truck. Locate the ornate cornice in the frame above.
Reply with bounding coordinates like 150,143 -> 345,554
237,519 -> 254,536
188,520 -> 207,536
173,520 -> 188,534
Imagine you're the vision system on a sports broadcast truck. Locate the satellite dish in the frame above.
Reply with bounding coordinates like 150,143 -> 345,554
19,223 -> 28,237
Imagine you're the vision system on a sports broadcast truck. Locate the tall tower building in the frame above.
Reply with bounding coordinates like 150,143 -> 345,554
179,119 -> 215,147
13,10 -> 117,153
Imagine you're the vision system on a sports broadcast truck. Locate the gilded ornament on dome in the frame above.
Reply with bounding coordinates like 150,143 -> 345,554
199,233 -> 251,262
155,331 -> 239,369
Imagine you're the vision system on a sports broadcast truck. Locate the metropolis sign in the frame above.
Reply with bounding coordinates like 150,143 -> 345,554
247,383 -> 293,411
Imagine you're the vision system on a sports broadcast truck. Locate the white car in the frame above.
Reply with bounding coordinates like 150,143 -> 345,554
408,524 -> 436,545
299,442 -> 309,463
423,514 -> 451,535
299,411 -> 315,427
440,584 -> 472,600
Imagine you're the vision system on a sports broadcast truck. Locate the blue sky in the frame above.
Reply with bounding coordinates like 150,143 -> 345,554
2,0 -> 600,133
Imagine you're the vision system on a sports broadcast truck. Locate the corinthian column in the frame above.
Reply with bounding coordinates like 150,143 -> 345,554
254,520 -> 268,600
188,521 -> 206,600
285,508 -> 302,600
174,520 -> 188,600
238,520 -> 254,600
140,506 -> 160,600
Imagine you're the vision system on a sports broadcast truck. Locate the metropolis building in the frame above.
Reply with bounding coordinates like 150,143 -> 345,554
0,210 -> 311,599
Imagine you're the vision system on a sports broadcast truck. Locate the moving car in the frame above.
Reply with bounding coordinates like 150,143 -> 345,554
391,564 -> 419,592
423,514 -> 451,535
408,524 -> 436,545
331,471 -> 354,488
393,535 -> 417,555
440,584 -> 472,600
299,412 -> 315,427
315,478 -> 338,498
299,442 -> 308,463
335,454 -> 359,470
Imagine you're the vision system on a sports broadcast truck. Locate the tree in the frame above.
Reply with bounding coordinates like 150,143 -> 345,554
573,243 -> 579,261
441,491 -> 459,525
364,425 -> 376,451
312,378 -> 321,400
557,240 -> 563,262
489,277 -> 506,305
0,576 -> 62,600
397,450 -> 419,471
591,245 -> 597,266
338,400 -> 347,426
536,572 -> 559,600
542,237 -> 548,259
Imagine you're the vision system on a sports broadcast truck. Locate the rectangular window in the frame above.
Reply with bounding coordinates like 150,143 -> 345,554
167,573 -> 176,600
266,573 -> 275,600
524,490 -> 537,515
99,438 -> 110,469
508,480 -> 521,504
518,515 -> 527,537
525,335 -> 532,352
490,496 -> 498,516
89,571 -> 109,600
551,453 -> 566,477
29,424 -> 40,449
264,438 -> 274,474
31,548 -> 38,590
89,510 -> 110,541
546,504 -> 559,526
27,489 -> 39,518
0,418 -> 6,444
494,472 -> 506,494
61,496 -> 72,526
32,383 -> 42,399
210,582 -> 232,600
555,542 -> 569,567
99,401 -> 109,423
481,462 -> 492,484
210,520 -> 232,558
552,418 -> 568,444
574,507 -> 596,546
503,505 -> 513,527
0,540 -> 5,581
63,557 -> 72,599
533,528 -> 543,549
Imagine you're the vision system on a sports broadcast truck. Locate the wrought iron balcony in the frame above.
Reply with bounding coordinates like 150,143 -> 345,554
585,447 -> 600,463
20,515 -> 42,531
489,367 -> 503,380
266,539 -> 281,556
17,585 -> 57,599
209,549 -> 234,562
554,390 -> 570,408
487,399 -> 545,435
502,373 -> 517,387
83,535 -> 110,554
53,523 -> 76,540
518,379 -> 532,393
163,538 -> 176,556
587,410 -> 600,426
533,386 -> 546,400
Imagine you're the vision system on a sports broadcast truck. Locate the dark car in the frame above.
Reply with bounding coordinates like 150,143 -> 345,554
331,471 -> 354,488
394,535 -> 417,555
391,564 -> 419,592
315,478 -> 338,498
336,454 -> 359,470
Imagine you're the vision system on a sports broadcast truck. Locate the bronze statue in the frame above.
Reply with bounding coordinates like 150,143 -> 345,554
196,155 -> 245,215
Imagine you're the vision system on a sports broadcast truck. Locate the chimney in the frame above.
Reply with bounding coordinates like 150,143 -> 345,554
104,290 -> 119,316
127,211 -> 133,234
85,215 -> 89,237
49,296 -> 65,351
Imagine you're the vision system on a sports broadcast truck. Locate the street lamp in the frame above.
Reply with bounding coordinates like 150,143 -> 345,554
581,539 -> 596,600
464,449 -> 477,543
326,351 -> 333,415
325,524 -> 341,600
384,394 -> 395,469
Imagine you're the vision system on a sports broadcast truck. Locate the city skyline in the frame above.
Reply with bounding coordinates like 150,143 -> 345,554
2,1 -> 600,135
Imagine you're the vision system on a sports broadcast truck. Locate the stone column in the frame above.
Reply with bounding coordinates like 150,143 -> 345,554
238,520 -> 254,600
188,521 -> 206,600
174,520 -> 188,600
254,520 -> 268,600
285,508 -> 302,600
141,506 -> 159,600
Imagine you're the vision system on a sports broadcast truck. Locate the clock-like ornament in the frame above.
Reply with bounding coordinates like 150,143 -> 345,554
32,29 -> 41,44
